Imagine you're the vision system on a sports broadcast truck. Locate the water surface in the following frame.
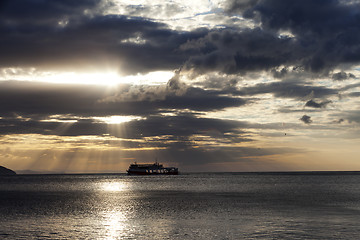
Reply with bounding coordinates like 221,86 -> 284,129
1,172 -> 360,239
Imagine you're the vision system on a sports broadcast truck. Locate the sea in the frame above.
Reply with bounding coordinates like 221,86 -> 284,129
1,172 -> 360,239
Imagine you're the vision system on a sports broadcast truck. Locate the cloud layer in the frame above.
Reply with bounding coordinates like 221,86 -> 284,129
1,0 -> 360,172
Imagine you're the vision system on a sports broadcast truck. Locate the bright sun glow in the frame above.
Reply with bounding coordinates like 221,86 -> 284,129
43,72 -> 121,85
0,67 -> 174,86
93,116 -> 143,124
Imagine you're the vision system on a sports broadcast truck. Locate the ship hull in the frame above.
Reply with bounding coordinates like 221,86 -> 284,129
127,162 -> 179,175
127,170 -> 178,175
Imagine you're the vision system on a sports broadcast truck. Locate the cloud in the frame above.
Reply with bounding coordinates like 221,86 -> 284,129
305,99 -> 332,108
349,92 -> 360,97
181,28 -> 304,75
0,0 -> 104,24
299,115 -> 312,124
235,81 -> 337,99
224,0 -> 360,73
333,118 -> 345,124
2,0 -> 360,78
0,111 -> 252,154
332,71 -> 356,81
2,0 -> 360,172
271,67 -> 288,79
0,81 -> 246,118
0,2 -> 208,74
343,110 -> 360,123
123,114 -> 247,139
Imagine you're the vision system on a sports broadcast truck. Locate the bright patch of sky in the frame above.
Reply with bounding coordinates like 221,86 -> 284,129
107,0 -> 253,30
0,67 -> 174,86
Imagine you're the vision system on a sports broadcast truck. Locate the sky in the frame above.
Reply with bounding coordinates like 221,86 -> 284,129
1,0 -> 360,173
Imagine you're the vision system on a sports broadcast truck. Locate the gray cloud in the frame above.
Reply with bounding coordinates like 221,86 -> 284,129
333,118 -> 345,124
223,0 -> 360,74
0,112 -> 303,168
0,81 -> 246,118
300,115 -> 312,124
332,71 -> 356,81
0,112 -> 251,149
344,110 -> 360,123
1,0 -> 359,77
305,99 -> 332,108
331,110 -> 360,125
235,81 -> 337,99
1,0 -> 360,171
0,0 -> 104,24
348,92 -> 360,97
124,114 -> 247,139
0,1 -> 207,74
181,28 -> 304,75
124,3 -> 186,19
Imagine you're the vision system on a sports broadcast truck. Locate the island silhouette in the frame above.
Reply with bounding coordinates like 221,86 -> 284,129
0,166 -> 16,175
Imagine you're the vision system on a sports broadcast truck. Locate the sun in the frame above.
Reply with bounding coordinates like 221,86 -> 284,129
93,116 -> 143,124
43,71 -> 122,85
0,67 -> 175,86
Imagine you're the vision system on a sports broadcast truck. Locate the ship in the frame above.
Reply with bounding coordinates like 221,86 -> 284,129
127,162 -> 178,175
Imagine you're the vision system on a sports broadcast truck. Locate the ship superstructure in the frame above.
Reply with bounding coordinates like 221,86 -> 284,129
127,162 -> 178,175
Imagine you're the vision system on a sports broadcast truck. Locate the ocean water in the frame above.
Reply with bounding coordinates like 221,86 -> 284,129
1,173 -> 360,239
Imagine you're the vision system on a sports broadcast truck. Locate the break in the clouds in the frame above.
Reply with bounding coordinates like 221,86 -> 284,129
1,0 -> 360,173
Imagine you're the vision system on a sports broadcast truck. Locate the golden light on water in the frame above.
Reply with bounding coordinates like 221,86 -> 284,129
103,210 -> 127,240
101,181 -> 128,192
100,181 -> 132,239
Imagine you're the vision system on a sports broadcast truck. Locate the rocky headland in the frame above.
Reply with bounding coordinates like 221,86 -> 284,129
0,166 -> 16,175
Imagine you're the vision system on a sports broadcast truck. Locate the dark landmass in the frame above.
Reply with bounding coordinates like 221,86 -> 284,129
0,166 -> 16,175
15,170 -> 65,174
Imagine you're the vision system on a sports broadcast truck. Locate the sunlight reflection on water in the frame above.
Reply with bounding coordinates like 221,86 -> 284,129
101,181 -> 129,192
1,173 -> 360,239
98,179 -> 136,239
102,210 -> 127,240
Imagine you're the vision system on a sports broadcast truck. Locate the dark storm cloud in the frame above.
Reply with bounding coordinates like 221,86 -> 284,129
182,28 -> 304,75
155,87 -> 246,111
0,111 -> 250,148
0,81 -> 246,118
226,0 -> 360,37
305,99 -> 332,108
333,118 -> 345,124
348,92 -> 360,97
0,0 -> 208,74
235,81 -> 337,99
1,0 -> 359,76
0,0 -> 102,24
332,71 -> 356,81
1,112 -> 299,167
0,117 -> 107,136
200,0 -> 360,74
300,115 -> 312,124
0,110 -> 258,167
124,115 -> 246,139
339,82 -> 360,91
